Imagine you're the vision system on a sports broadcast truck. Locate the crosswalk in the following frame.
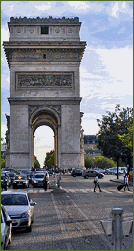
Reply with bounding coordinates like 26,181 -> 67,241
8,187 -> 133,195
64,188 -> 133,194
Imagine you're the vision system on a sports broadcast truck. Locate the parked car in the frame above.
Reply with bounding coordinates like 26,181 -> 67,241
71,169 -> 83,177
1,204 -> 12,250
82,170 -> 104,179
32,173 -> 48,187
13,175 -> 29,189
1,191 -> 36,232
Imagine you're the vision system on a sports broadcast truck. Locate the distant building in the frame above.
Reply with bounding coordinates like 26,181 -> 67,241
84,135 -> 101,156
1,144 -> 6,157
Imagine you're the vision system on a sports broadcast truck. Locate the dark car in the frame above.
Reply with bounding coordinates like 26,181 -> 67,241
13,175 -> 29,189
71,169 -> 83,177
82,170 -> 104,179
8,172 -> 17,184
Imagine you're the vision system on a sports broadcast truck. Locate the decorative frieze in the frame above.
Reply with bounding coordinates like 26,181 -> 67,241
16,72 -> 73,89
12,49 -> 80,62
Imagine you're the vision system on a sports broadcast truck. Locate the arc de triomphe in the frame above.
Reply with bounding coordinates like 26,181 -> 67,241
3,16 -> 86,170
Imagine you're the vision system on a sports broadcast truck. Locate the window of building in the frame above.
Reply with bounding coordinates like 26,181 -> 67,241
41,26 -> 49,34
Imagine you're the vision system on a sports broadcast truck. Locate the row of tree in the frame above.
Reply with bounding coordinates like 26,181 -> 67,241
85,155 -> 116,170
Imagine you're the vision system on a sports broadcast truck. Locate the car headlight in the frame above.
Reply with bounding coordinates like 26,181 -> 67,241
34,180 -> 37,183
21,211 -> 29,218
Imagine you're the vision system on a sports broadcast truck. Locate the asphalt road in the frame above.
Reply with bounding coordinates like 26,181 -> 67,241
7,174 -> 133,250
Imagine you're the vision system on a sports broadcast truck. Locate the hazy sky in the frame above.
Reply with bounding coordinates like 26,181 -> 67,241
1,1 -> 133,167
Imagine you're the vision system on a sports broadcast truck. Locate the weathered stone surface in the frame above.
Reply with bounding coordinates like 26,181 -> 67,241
4,17 -> 86,170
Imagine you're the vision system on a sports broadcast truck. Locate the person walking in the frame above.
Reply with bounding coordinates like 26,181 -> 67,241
94,174 -> 102,192
43,173 -> 48,192
124,174 -> 130,191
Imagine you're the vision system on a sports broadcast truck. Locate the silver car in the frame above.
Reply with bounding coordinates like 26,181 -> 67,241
1,204 -> 12,250
32,172 -> 49,187
1,191 -> 36,232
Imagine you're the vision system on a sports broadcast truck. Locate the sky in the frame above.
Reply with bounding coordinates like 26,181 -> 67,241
1,1 -> 133,167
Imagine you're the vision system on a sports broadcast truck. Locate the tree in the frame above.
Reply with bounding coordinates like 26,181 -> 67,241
97,105 -> 133,179
34,156 -> 40,170
85,155 -> 116,170
1,158 -> 5,169
44,150 -> 54,170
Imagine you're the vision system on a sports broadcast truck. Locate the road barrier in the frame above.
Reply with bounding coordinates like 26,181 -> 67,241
100,208 -> 133,250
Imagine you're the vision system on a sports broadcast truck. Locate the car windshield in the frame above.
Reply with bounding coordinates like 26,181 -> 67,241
34,175 -> 44,178
1,194 -> 28,205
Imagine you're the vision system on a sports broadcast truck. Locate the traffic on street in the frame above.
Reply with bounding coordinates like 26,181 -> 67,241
1,170 -> 133,250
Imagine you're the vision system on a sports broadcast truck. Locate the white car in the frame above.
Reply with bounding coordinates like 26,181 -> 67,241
1,191 -> 36,232
1,204 -> 12,250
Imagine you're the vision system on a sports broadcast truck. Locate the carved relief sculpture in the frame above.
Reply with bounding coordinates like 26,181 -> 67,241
16,72 -> 73,89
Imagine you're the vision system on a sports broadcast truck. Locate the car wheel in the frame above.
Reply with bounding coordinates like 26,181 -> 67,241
13,184 -> 16,189
27,224 -> 32,232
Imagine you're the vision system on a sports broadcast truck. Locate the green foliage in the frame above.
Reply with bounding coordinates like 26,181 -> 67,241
1,158 -> 5,169
97,105 -> 133,173
85,155 -> 116,169
34,155 -> 40,170
44,150 -> 54,170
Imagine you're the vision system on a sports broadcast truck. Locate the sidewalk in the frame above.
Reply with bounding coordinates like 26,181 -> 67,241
110,176 -> 133,186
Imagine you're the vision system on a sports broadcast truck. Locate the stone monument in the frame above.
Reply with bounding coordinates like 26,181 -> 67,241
3,16 -> 86,170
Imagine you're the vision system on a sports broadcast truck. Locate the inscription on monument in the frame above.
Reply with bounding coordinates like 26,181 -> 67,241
16,72 -> 73,89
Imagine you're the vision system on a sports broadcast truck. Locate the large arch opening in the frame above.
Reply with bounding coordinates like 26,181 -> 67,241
34,125 -> 54,168
30,108 -> 60,170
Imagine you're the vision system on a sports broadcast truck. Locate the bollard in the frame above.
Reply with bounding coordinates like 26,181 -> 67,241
112,208 -> 123,250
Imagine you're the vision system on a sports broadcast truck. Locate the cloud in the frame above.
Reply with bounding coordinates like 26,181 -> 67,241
68,1 -> 91,11
34,2 -> 51,11
1,27 -> 9,45
1,123 -> 7,142
106,1 -> 133,19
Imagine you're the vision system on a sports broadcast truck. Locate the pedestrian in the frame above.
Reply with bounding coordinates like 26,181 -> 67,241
43,173 -> 48,191
94,174 -> 102,192
124,174 -> 130,191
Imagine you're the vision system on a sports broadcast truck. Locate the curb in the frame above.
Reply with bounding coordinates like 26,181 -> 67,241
110,179 -> 133,186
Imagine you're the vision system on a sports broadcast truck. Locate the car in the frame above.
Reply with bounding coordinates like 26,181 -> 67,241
32,173 -> 47,187
13,175 -> 29,189
20,170 -> 31,182
1,204 -> 12,250
1,191 -> 36,232
29,171 -> 36,184
71,169 -> 83,177
82,170 -> 104,179
8,172 -> 17,184
93,168 -> 105,173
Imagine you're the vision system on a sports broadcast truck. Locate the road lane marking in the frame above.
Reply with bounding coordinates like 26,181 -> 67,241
102,189 -> 112,194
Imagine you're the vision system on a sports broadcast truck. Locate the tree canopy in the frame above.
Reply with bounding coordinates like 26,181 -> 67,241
97,105 -> 133,178
34,155 -> 40,170
44,150 -> 54,170
85,155 -> 116,170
